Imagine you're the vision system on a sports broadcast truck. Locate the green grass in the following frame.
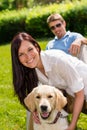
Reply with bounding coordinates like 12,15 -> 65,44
0,44 -> 26,130
0,38 -> 87,130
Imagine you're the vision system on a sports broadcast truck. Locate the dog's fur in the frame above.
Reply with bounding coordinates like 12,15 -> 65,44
24,85 -> 68,130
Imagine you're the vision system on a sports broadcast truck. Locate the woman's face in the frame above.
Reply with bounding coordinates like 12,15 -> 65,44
18,40 -> 40,69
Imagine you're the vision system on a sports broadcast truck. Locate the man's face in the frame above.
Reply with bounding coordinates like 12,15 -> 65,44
49,20 -> 66,39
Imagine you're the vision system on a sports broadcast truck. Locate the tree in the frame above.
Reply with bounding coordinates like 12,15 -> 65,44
12,0 -> 29,9
0,0 -> 29,10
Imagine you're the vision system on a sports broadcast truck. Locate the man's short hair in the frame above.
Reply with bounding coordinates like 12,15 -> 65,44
47,13 -> 65,24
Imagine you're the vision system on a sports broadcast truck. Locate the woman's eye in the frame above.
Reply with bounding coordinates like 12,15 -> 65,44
18,53 -> 24,57
28,48 -> 33,52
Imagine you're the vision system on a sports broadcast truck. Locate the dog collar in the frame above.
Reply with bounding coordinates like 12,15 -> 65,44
49,111 -> 61,124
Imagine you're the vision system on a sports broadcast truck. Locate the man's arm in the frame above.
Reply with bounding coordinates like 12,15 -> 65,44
81,38 -> 87,45
68,38 -> 87,56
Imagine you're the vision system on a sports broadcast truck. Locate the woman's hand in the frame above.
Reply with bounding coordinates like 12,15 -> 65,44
66,123 -> 76,130
33,111 -> 41,124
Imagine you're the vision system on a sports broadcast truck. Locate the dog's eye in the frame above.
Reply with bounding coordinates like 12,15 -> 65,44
36,95 -> 40,99
48,95 -> 53,98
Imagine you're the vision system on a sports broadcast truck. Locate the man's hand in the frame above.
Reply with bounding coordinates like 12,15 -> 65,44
68,39 -> 82,56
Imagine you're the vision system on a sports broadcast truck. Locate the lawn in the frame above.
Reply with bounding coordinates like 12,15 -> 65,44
0,38 -> 87,130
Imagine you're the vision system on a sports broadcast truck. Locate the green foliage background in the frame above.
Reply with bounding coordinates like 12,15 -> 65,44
0,1 -> 87,43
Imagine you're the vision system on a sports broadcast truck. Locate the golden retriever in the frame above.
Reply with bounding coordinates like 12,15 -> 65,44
24,85 -> 68,130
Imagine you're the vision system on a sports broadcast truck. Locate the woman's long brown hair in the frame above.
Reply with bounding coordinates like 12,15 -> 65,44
11,32 -> 41,107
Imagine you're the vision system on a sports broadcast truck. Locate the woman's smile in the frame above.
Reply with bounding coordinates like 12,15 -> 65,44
27,58 -> 34,64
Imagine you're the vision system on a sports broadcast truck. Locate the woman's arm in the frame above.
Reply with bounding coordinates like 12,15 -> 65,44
67,89 -> 84,130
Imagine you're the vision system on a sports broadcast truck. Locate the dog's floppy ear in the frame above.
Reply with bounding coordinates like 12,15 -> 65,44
54,88 -> 67,111
24,90 -> 36,112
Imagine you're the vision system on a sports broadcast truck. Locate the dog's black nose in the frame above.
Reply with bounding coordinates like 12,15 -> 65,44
41,105 -> 47,111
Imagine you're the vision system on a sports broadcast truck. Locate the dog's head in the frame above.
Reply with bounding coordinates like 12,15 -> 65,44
24,85 -> 67,119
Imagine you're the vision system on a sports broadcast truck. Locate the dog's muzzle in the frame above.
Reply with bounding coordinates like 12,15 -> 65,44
40,105 -> 51,119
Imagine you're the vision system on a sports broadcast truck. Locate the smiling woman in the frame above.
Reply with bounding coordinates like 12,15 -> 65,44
18,40 -> 40,69
11,32 -> 87,130
11,32 -> 41,106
